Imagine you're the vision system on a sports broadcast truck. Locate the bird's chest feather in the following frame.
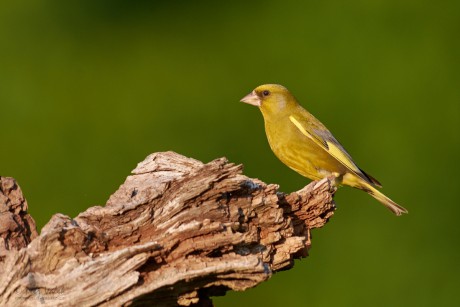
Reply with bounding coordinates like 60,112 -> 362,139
265,117 -> 315,152
264,117 -> 343,180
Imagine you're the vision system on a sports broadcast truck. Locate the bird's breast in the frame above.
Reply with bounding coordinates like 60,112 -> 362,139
264,118 -> 346,181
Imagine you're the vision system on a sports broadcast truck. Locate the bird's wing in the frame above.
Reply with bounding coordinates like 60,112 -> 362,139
289,114 -> 381,187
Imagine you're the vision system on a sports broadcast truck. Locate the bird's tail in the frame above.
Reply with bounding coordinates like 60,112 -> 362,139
364,184 -> 408,216
344,175 -> 408,216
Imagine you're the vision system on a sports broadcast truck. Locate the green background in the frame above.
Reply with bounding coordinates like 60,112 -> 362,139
1,1 -> 459,306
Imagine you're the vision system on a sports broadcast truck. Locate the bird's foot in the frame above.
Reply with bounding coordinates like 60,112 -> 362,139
326,173 -> 343,187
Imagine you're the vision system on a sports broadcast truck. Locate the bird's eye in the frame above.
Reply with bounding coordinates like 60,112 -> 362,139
262,90 -> 270,97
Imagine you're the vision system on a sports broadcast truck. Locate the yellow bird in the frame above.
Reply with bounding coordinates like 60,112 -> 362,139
240,84 -> 407,216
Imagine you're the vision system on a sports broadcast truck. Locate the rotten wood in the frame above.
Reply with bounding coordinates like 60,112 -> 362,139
0,151 -> 335,306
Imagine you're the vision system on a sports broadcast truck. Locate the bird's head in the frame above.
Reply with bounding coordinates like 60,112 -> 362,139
240,84 -> 297,116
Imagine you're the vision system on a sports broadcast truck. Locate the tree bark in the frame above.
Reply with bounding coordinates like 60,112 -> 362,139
0,151 -> 336,306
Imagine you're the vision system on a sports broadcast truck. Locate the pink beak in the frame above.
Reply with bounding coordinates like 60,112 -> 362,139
240,90 -> 261,107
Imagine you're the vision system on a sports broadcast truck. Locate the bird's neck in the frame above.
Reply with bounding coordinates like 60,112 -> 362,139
260,106 -> 292,123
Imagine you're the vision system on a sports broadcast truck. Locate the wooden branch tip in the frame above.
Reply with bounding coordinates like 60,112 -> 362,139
0,151 -> 336,306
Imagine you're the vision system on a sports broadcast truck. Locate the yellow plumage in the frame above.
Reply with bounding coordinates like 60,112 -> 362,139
240,84 -> 407,216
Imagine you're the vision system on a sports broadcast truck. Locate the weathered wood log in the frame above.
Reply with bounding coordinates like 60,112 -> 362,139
0,177 -> 38,257
0,152 -> 336,306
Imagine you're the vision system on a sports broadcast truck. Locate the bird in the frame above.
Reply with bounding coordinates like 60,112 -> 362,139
240,84 -> 407,216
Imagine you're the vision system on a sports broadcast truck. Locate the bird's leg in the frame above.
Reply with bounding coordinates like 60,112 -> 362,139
327,172 -> 343,187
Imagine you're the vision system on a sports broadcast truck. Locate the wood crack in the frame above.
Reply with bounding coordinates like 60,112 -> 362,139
0,151 -> 335,306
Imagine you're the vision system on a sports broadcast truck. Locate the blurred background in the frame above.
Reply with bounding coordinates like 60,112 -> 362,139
1,0 -> 459,306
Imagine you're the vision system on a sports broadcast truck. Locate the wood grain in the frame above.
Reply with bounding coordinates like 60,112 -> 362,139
0,152 -> 335,306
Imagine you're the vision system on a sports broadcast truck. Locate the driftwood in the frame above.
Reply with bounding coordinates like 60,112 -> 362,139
0,151 -> 336,306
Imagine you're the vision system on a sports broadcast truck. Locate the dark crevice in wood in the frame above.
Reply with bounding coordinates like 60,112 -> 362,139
0,151 -> 335,306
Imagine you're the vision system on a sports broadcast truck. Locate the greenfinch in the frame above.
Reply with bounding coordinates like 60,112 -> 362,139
240,84 -> 407,216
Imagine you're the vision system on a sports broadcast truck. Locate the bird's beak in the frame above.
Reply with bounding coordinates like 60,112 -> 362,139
240,90 -> 261,107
